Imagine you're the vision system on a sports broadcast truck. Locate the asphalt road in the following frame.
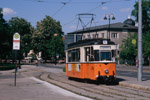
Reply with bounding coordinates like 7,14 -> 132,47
116,70 -> 150,81
41,64 -> 150,81
116,65 -> 150,80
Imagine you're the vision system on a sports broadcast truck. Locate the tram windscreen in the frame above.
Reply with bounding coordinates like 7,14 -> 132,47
100,52 -> 111,61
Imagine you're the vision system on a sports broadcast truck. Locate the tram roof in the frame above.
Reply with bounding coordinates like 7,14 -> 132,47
67,38 -> 115,49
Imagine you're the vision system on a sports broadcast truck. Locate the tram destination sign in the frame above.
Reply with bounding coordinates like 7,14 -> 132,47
13,32 -> 20,50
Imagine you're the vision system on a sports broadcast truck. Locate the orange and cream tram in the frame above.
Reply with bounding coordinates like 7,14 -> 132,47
65,39 -> 117,83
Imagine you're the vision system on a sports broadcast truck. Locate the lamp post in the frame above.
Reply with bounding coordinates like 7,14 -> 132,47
104,14 -> 115,39
54,34 -> 57,65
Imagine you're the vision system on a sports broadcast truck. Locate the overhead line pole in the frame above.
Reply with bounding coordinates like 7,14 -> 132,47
138,0 -> 142,81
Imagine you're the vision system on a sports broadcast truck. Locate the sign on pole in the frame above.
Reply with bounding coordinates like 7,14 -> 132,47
13,32 -> 20,86
132,39 -> 136,45
13,32 -> 20,50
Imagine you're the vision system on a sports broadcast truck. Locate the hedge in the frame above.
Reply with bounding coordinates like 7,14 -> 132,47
0,63 -> 20,71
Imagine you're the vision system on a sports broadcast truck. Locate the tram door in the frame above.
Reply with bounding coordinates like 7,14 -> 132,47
84,47 -> 94,78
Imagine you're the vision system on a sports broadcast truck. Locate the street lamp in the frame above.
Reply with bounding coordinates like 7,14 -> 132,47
104,14 -> 115,39
54,34 -> 57,65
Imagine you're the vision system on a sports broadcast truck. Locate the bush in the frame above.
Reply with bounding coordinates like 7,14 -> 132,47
63,67 -> 66,72
0,63 -> 20,71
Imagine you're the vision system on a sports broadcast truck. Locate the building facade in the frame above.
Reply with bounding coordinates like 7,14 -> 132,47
66,18 -> 138,64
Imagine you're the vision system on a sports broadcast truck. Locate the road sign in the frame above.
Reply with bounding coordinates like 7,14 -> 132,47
132,39 -> 136,45
13,33 -> 20,50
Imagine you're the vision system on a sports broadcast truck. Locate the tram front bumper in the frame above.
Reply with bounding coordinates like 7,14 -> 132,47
97,75 -> 115,81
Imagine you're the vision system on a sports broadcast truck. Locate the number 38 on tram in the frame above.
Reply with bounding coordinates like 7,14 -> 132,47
65,39 -> 117,83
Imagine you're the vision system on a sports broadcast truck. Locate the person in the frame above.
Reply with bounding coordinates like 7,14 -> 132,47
112,57 -> 115,62
36,59 -> 38,66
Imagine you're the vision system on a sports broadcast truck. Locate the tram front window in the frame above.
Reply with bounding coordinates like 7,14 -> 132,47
100,52 -> 111,61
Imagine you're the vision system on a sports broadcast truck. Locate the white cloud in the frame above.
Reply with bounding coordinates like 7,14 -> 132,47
120,8 -> 132,12
2,8 -> 16,15
102,7 -> 108,10
70,25 -> 76,30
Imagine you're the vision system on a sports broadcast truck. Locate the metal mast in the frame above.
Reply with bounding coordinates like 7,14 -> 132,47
138,0 -> 142,81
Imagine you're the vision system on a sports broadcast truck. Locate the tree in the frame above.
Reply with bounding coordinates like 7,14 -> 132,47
33,15 -> 64,61
9,17 -> 34,63
143,31 -> 150,65
0,8 -> 11,62
36,15 -> 63,37
131,0 -> 150,33
120,33 -> 138,65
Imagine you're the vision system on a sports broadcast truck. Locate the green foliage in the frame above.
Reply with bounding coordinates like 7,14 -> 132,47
0,12 -> 64,62
63,67 -> 66,72
0,63 -> 15,70
9,17 -> 33,36
131,0 -> 150,33
9,17 -> 34,61
143,31 -> 150,57
120,31 -> 150,65
36,15 -> 63,37
120,33 -> 138,64
33,15 -> 64,60
0,8 -> 11,60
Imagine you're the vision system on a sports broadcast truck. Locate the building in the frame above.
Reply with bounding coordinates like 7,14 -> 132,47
65,18 -> 138,63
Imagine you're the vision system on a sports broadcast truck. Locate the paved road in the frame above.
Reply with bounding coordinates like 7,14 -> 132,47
116,65 -> 150,80
41,64 -> 150,80
0,66 -> 91,100
37,65 -> 150,100
116,70 -> 150,81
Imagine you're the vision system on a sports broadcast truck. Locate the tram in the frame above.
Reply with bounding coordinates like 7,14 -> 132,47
65,39 -> 117,83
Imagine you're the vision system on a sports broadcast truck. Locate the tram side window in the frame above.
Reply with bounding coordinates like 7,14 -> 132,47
68,50 -> 72,62
68,49 -> 80,62
94,50 -> 100,61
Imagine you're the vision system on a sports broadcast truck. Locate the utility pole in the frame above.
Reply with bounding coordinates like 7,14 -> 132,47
138,0 -> 142,81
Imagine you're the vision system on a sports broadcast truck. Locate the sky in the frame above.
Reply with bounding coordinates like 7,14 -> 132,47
0,0 -> 137,34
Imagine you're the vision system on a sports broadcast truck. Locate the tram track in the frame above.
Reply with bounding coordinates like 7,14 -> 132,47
53,73 -> 150,99
39,72 -> 150,100
18,65 -> 150,100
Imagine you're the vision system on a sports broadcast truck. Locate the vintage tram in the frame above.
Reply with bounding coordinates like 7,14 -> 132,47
65,39 -> 117,83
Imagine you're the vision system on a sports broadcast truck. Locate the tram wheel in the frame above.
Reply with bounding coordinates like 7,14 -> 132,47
68,77 -> 73,80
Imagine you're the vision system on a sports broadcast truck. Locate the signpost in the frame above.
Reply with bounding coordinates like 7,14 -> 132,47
13,32 -> 20,86
132,39 -> 136,45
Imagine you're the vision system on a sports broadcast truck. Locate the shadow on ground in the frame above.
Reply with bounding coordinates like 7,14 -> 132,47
68,77 -> 125,86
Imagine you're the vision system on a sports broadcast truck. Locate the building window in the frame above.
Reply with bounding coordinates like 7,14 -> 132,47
92,34 -> 96,38
88,35 -> 91,39
101,33 -> 104,38
96,34 -> 99,38
111,33 -> 118,38
82,35 -> 86,40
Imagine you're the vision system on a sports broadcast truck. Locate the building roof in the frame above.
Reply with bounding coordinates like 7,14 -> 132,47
68,22 -> 138,34
123,18 -> 135,26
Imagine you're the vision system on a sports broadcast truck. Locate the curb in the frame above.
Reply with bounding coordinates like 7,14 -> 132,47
119,82 -> 150,91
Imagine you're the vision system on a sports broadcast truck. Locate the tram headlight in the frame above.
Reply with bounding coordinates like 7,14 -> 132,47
105,69 -> 109,74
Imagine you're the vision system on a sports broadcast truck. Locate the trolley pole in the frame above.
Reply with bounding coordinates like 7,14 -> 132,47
138,0 -> 142,81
